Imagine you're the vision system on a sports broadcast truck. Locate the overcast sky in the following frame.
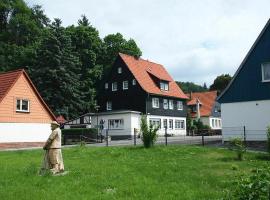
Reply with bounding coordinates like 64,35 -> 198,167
27,0 -> 270,86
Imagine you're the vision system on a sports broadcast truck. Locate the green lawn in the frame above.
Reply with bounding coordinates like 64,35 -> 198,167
0,145 -> 269,200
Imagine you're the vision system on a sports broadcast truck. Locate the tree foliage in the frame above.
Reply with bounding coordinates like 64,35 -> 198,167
176,81 -> 208,93
209,74 -> 232,93
140,115 -> 158,148
0,1 -> 142,119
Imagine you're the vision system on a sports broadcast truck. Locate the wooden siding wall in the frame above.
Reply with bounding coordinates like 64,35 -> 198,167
0,75 -> 53,123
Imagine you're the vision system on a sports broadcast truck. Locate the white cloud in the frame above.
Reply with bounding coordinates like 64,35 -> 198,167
26,0 -> 270,85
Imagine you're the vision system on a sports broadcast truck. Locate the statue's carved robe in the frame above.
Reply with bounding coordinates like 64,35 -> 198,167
41,127 -> 64,174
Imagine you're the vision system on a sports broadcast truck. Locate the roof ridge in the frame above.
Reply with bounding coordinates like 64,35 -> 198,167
119,53 -> 163,66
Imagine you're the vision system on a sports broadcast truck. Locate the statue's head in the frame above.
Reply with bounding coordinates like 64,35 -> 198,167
51,121 -> 60,130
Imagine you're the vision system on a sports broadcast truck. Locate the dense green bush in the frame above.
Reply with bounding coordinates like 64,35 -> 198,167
62,128 -> 98,136
140,115 -> 158,148
232,167 -> 270,200
229,137 -> 246,161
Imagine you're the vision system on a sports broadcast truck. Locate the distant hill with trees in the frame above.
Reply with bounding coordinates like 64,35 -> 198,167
176,81 -> 208,93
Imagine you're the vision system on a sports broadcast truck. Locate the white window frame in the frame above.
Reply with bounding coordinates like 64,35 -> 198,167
106,101 -> 112,111
108,119 -> 124,130
123,81 -> 128,90
175,120 -> 185,129
212,119 -> 215,127
118,67 -> 122,74
177,101 -> 183,110
261,63 -> 270,82
152,98 -> 159,108
163,99 -> 168,109
149,118 -> 161,129
169,100 -> 174,110
160,82 -> 169,91
132,79 -> 136,85
163,119 -> 168,129
16,99 -> 30,112
105,83 -> 108,89
112,82 -> 117,91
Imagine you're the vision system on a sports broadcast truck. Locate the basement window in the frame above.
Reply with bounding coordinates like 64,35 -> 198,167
262,63 -> 270,82
16,99 -> 30,112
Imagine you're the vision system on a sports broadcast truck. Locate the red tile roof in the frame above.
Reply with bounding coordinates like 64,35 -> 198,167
119,53 -> 188,99
186,91 -> 218,117
0,69 -> 56,120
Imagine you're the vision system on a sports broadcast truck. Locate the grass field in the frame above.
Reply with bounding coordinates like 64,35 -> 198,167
0,145 -> 269,200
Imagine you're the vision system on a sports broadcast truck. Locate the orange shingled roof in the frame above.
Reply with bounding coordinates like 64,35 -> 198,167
0,69 -> 56,120
119,53 -> 188,99
186,91 -> 218,117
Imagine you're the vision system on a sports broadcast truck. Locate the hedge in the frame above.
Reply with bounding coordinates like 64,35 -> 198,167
62,128 -> 98,136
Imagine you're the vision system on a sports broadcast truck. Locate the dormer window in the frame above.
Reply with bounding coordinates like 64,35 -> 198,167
118,67 -> 122,74
160,81 -> 169,91
112,82 -> 117,91
262,63 -> 270,82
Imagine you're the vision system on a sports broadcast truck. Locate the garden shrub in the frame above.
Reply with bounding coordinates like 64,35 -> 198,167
233,167 -> 270,200
140,115 -> 158,148
229,137 -> 246,161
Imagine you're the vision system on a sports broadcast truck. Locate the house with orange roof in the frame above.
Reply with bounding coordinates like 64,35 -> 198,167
186,91 -> 221,130
0,69 -> 56,144
92,53 -> 188,139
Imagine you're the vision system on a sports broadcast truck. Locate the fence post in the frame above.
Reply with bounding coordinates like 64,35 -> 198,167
165,127 -> 168,146
243,126 -> 246,146
202,134 -> 205,146
106,129 -> 109,147
134,128 -> 137,146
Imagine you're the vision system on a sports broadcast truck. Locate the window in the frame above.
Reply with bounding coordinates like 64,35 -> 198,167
163,99 -> 168,109
123,81 -> 128,90
118,67 -> 122,74
169,100 -> 174,110
177,101 -> 183,110
149,118 -> 161,129
152,98 -> 159,108
105,83 -> 108,89
262,63 -> 270,82
218,120 -> 221,128
175,120 -> 185,129
192,106 -> 197,112
160,81 -> 169,91
112,82 -> 117,91
169,119 -> 173,129
132,79 -> 136,85
163,119 -> 168,129
108,119 -> 124,129
212,119 -> 215,127
215,119 -> 218,127
106,101 -> 112,111
16,99 -> 30,112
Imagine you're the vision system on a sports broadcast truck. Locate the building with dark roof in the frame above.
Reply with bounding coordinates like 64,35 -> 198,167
218,19 -> 270,141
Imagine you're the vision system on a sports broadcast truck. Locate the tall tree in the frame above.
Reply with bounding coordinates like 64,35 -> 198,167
209,74 -> 232,93
66,15 -> 104,113
102,33 -> 142,68
31,19 -> 81,119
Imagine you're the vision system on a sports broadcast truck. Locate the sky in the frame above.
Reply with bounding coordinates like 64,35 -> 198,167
27,0 -> 270,86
